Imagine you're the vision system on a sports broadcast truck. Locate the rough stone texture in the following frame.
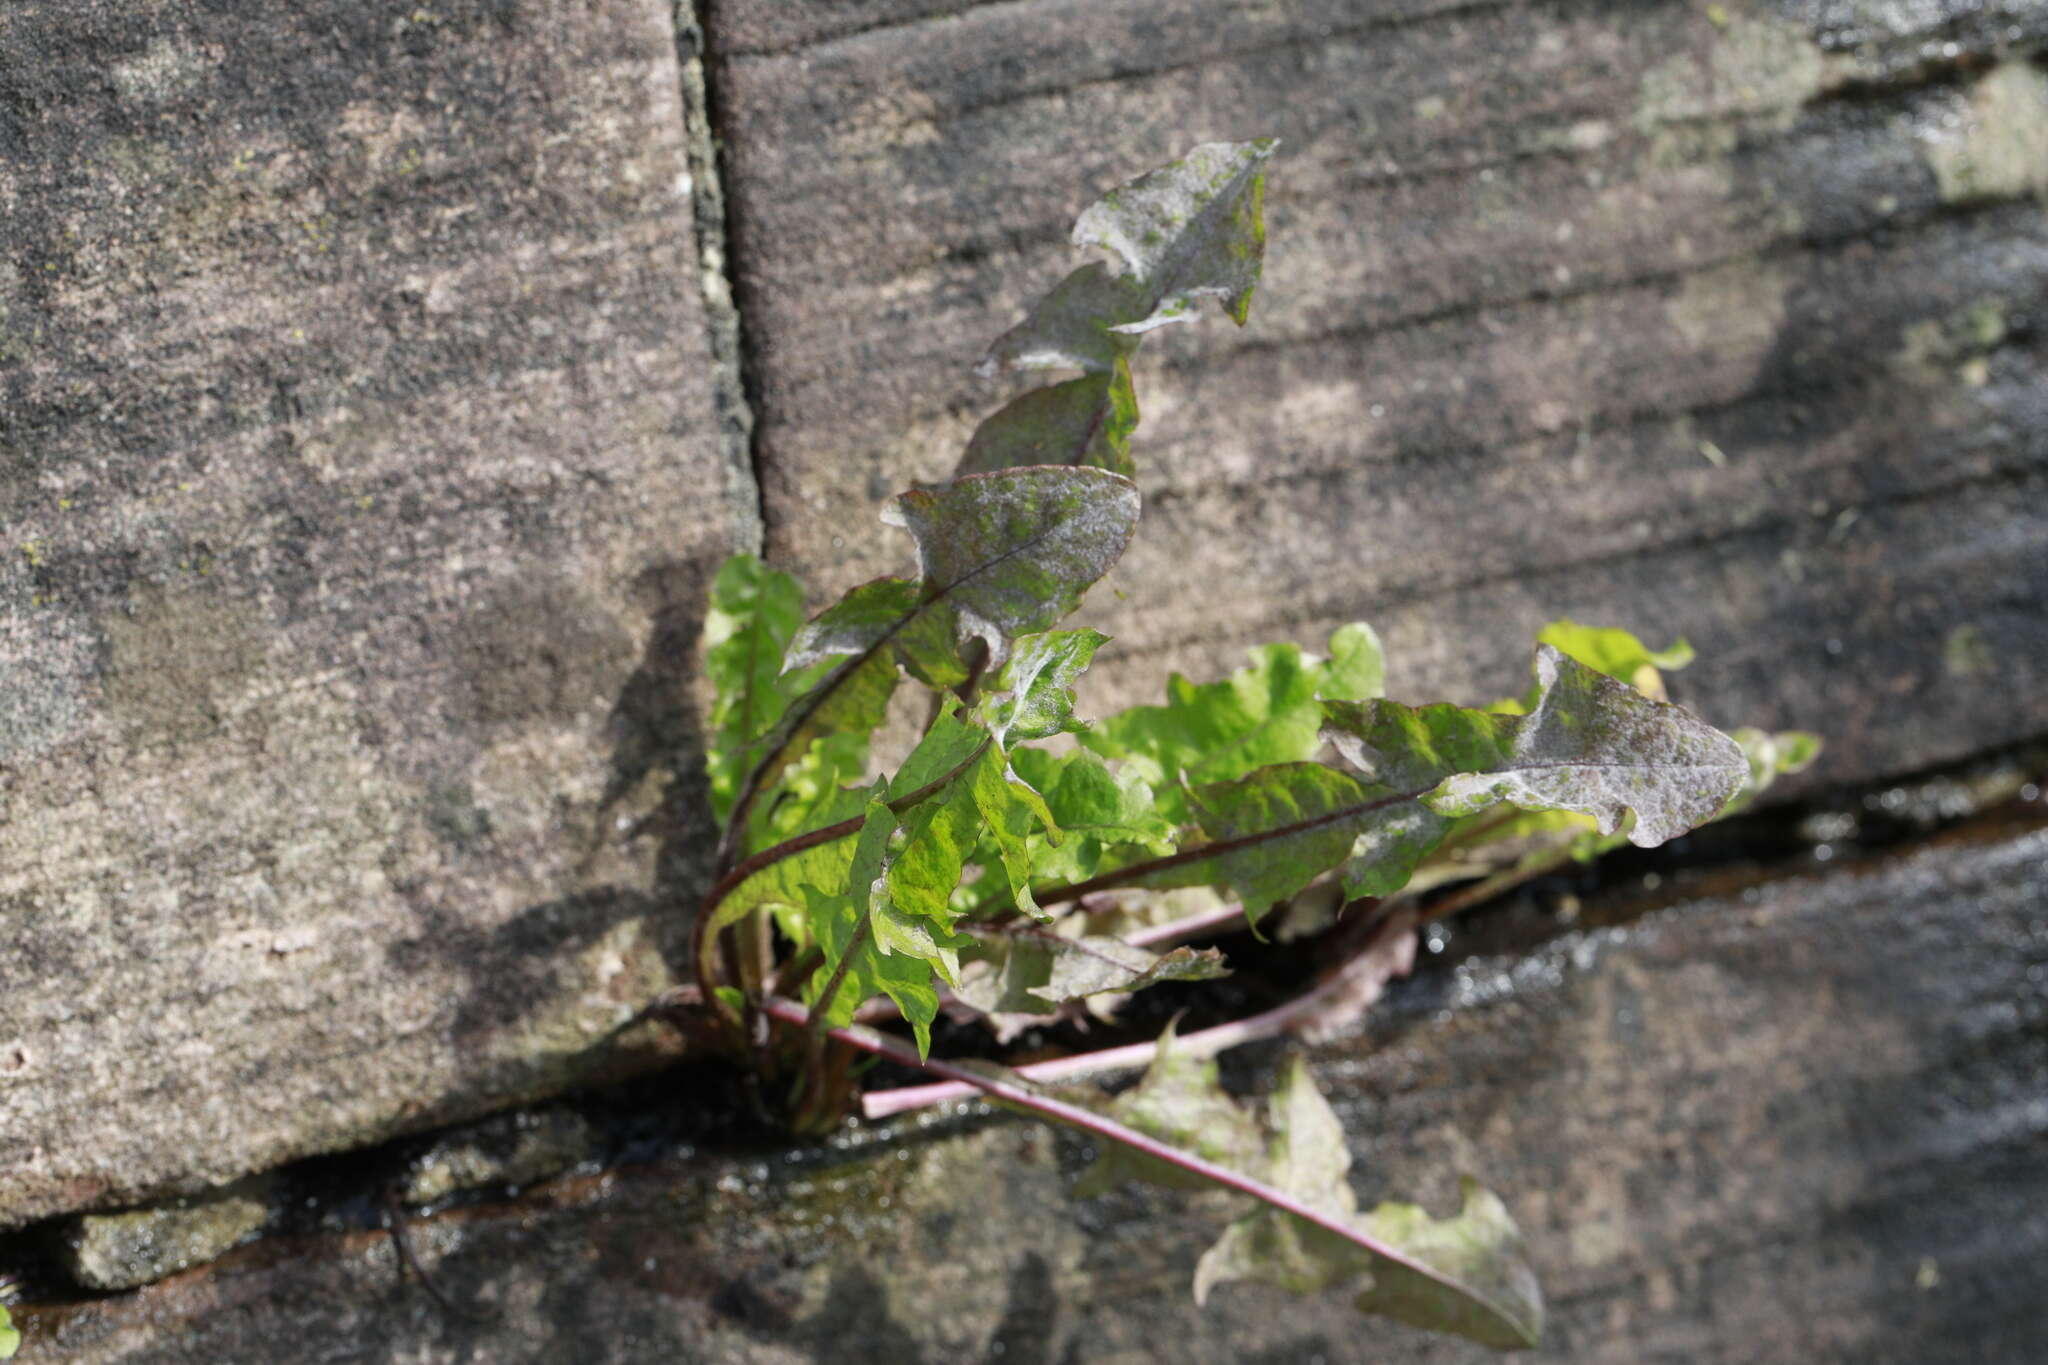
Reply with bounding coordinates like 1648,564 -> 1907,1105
398,1106 -> 599,1207
712,0 -> 2048,788
56,1176 -> 273,1293
0,0 -> 741,1228
16,815 -> 2046,1361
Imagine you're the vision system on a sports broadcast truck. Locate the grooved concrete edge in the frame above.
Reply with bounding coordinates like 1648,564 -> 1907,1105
672,0 -> 765,556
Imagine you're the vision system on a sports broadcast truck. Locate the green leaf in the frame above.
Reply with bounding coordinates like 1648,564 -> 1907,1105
883,780 -> 983,967
1074,139 -> 1279,333
729,636 -> 901,849
702,782 -> 876,980
970,746 -> 1059,921
803,804 -> 945,1055
0,1303 -> 16,1360
953,924 -> 1228,1019
1001,746 -> 1173,889
1175,763 -> 1379,916
1721,727 -> 1823,815
703,554 -> 807,823
959,358 -> 1141,479
888,700 -> 988,799
984,628 -> 1110,745
1317,622 -> 1386,702
1085,626 -> 1372,822
1536,619 -> 1694,701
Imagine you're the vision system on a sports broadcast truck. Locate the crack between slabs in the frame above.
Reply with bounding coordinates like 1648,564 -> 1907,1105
672,0 -> 765,556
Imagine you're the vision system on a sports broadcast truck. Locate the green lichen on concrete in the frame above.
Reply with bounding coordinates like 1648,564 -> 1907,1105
1924,63 -> 2048,204
58,1175 -> 274,1291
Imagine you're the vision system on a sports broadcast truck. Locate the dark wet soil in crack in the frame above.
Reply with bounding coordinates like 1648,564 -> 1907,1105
5,738 -> 2043,1314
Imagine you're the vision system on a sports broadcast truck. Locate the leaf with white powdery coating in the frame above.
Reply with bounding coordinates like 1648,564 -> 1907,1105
961,141 -> 1275,478
1072,1025 -> 1267,1197
958,360 -> 1141,478
1425,646 -> 1747,846
1075,139 -> 1279,333
885,467 -> 1139,685
985,628 -> 1110,745
952,925 -> 1226,1019
782,468 -> 1138,695
1325,647 -> 1747,896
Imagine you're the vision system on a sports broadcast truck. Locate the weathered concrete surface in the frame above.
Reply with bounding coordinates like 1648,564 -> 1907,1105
712,0 -> 2048,786
0,1 -> 741,1228
16,812 -> 2046,1361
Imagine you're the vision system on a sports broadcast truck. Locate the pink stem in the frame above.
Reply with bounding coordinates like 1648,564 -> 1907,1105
755,979 -> 1479,1308
860,909 -> 1417,1120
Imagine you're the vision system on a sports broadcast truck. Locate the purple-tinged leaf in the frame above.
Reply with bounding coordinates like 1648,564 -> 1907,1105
958,360 -> 1141,479
882,466 -> 1140,685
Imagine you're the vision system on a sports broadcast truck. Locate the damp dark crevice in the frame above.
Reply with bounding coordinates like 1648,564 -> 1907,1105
672,0 -> 767,556
4,739 -> 2041,1312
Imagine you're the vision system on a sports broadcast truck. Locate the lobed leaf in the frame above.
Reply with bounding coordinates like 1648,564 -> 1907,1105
1496,619 -> 1694,712
724,638 -> 900,856
1002,747 -> 1174,890
700,781 -> 876,978
1173,763 -> 1381,917
952,924 -> 1228,1020
1536,619 -> 1694,695
1085,626 -> 1379,823
703,554 -> 807,822
1723,726 -> 1822,816
1326,648 -> 1747,900
886,467 -> 1139,685
970,747 -> 1060,921
978,261 -> 1145,378
1350,1181 -> 1546,1350
961,141 -> 1276,479
788,467 -> 1139,693
984,628 -> 1110,746
1072,1024 -> 1267,1196
1425,647 -> 1748,846
804,804 -> 944,1055
1078,1036 -> 1543,1348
